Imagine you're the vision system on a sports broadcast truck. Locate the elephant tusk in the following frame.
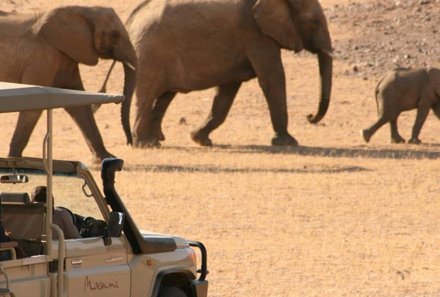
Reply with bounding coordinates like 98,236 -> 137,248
320,49 -> 334,59
123,61 -> 136,71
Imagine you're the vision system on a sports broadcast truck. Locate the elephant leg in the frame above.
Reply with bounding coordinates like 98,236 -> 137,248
409,89 -> 437,144
409,106 -> 430,144
247,43 -> 297,146
390,119 -> 405,143
133,77 -> 167,148
133,97 -> 161,147
8,110 -> 43,157
59,67 -> 114,161
64,105 -> 115,160
151,92 -> 177,141
362,116 -> 389,143
8,64 -> 57,158
191,82 -> 242,146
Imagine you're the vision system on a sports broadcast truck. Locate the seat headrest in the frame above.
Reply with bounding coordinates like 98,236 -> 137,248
0,192 -> 31,204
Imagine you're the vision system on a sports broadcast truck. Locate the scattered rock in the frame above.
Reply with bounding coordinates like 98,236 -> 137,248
329,0 -> 440,79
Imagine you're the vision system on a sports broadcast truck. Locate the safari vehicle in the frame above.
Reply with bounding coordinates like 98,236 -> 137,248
0,82 -> 208,297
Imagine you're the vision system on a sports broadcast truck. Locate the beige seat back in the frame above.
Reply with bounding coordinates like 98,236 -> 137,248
1,203 -> 45,241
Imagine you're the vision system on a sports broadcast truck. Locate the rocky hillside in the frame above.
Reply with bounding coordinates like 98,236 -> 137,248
330,0 -> 440,79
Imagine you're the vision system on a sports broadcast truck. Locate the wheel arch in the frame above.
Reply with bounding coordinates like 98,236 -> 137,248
152,268 -> 196,297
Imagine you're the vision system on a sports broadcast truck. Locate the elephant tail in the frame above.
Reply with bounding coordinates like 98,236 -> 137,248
374,74 -> 387,117
374,81 -> 380,116
125,0 -> 153,25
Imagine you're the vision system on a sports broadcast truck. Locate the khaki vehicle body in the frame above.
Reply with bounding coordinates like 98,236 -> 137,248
0,82 -> 208,297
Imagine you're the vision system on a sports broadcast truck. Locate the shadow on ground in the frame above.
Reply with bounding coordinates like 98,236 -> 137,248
93,144 -> 440,174
226,144 -> 440,159
120,163 -> 367,175
159,144 -> 440,160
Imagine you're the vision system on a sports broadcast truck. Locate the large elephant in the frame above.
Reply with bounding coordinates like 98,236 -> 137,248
118,0 -> 333,147
0,6 -> 137,161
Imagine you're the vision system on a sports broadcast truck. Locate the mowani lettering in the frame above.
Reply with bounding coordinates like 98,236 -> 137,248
84,276 -> 119,291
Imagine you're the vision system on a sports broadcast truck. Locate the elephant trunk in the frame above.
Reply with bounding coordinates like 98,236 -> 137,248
307,50 -> 333,124
121,62 -> 136,145
111,42 -> 137,145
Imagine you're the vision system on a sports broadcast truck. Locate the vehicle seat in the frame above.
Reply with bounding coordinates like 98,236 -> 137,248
0,192 -> 30,204
0,203 -> 45,257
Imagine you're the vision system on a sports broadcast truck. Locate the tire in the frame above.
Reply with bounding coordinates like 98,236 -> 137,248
158,287 -> 187,297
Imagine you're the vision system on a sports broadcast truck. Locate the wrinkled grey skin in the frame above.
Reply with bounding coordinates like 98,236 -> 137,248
0,6 -> 137,161
119,0 -> 333,147
362,67 -> 440,144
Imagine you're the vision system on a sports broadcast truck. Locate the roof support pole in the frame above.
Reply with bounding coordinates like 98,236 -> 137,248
43,109 -> 53,254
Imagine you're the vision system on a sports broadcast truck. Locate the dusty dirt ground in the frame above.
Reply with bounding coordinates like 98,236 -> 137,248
1,0 -> 440,296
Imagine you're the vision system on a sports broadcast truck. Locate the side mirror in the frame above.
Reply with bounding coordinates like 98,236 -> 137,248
103,211 -> 125,246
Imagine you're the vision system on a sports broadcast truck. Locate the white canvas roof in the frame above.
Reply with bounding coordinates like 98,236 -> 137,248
0,82 -> 124,113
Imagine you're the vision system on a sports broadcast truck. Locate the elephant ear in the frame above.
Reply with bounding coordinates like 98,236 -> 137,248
35,7 -> 99,66
252,0 -> 303,51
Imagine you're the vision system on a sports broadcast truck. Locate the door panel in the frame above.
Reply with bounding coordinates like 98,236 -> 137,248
64,237 -> 130,297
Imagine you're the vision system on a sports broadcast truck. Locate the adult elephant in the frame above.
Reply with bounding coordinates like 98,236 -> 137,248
117,0 -> 332,147
0,6 -> 137,161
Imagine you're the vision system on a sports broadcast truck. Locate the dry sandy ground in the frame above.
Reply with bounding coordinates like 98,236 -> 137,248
1,0 -> 440,296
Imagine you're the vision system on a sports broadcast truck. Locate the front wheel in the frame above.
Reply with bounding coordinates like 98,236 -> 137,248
158,287 -> 187,297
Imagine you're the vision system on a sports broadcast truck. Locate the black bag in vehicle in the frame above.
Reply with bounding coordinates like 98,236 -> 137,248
80,217 -> 107,238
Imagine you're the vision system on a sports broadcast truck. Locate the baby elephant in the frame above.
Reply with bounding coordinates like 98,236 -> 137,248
362,67 -> 440,144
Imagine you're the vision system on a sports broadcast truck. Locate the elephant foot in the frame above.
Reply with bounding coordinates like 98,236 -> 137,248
408,138 -> 421,144
152,125 -> 166,141
271,134 -> 298,146
190,130 -> 212,146
92,151 -> 116,164
133,137 -> 162,148
157,132 -> 165,141
391,136 -> 405,144
361,129 -> 372,143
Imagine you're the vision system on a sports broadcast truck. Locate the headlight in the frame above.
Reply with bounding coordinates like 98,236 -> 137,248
185,247 -> 197,267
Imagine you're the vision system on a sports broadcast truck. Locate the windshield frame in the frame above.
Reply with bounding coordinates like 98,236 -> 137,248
0,157 -> 110,220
